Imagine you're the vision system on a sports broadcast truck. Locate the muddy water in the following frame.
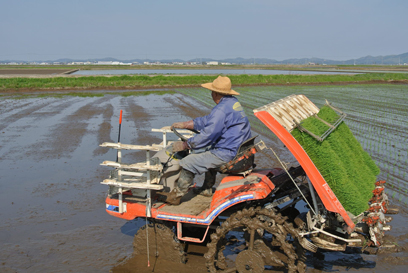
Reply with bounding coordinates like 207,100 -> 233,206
0,93 -> 209,272
1,91 -> 407,273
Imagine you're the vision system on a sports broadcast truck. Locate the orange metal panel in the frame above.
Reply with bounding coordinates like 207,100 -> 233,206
105,197 -> 148,220
254,110 -> 355,230
105,171 -> 276,225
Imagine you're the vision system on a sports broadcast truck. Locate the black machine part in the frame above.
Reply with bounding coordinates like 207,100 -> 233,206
267,166 -> 305,190
172,127 -> 200,142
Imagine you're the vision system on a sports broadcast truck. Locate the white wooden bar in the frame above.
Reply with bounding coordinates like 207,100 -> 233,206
118,187 -> 123,213
181,134 -> 195,139
101,179 -> 164,190
101,161 -> 163,171
120,170 -> 146,177
146,150 -> 152,217
100,142 -> 161,151
151,128 -> 195,134
152,143 -> 164,148
121,177 -> 160,184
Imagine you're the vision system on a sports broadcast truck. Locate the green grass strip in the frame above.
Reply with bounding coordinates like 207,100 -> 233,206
1,73 -> 407,91
291,106 -> 379,215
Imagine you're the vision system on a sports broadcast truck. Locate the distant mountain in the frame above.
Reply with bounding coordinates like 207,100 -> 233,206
352,52 -> 408,65
1,52 -> 408,65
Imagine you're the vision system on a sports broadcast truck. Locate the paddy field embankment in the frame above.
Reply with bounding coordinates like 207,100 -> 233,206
1,67 -> 408,95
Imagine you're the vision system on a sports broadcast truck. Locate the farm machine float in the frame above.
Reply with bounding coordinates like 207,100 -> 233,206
99,95 -> 397,273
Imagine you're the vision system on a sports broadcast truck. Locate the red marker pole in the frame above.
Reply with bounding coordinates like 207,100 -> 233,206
118,109 -> 123,143
116,110 -> 123,162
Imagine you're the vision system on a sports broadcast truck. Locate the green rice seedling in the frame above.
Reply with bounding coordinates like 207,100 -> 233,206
292,105 -> 379,215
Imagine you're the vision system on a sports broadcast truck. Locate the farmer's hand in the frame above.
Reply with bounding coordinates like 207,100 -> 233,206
170,120 -> 194,131
172,141 -> 189,153
170,122 -> 185,130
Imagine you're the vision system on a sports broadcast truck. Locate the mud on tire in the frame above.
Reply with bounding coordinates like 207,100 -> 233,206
133,221 -> 186,264
204,207 -> 306,273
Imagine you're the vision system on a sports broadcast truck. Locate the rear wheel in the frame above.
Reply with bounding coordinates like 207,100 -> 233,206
205,207 -> 306,273
133,221 -> 186,264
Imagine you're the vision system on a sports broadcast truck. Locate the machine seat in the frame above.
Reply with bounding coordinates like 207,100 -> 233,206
218,135 -> 258,174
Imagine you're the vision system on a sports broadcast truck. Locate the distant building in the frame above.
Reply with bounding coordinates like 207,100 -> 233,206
98,61 -> 113,65
207,61 -> 219,65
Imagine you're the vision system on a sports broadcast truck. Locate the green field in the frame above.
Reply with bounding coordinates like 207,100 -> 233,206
1,73 -> 408,92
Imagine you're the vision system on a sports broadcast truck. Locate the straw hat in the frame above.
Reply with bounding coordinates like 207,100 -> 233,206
201,76 -> 240,96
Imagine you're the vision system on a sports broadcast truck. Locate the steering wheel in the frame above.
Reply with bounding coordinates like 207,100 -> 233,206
172,127 -> 199,141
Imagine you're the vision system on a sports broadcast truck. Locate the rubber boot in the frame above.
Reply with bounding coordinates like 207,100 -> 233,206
156,188 -> 183,205
157,168 -> 195,205
193,168 -> 217,197
176,168 -> 195,194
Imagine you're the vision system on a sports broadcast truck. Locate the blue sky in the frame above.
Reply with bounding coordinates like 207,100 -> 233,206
1,0 -> 407,61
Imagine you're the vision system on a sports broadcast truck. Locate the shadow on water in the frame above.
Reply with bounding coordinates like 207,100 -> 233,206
120,218 -> 146,237
306,249 -> 376,272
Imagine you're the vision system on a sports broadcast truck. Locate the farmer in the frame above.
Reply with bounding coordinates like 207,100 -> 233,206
158,76 -> 252,205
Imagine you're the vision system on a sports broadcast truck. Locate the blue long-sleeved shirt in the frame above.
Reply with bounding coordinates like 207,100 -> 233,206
187,96 -> 252,162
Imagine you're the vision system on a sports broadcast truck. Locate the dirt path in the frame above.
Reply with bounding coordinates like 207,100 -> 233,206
0,69 -> 78,76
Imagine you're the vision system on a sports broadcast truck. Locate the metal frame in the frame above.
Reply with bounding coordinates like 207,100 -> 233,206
100,127 -> 197,217
177,222 -> 211,243
295,100 -> 347,142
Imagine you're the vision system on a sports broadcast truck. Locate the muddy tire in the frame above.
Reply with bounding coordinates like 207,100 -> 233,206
205,207 -> 306,273
133,221 -> 186,263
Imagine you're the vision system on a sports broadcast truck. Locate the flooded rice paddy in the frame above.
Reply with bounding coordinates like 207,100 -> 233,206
0,84 -> 407,272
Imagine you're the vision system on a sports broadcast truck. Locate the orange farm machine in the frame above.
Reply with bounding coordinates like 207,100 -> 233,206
99,95 -> 397,273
